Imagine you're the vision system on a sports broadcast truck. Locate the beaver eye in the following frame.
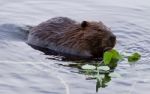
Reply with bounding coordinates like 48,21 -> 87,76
98,29 -> 101,31
97,29 -> 104,32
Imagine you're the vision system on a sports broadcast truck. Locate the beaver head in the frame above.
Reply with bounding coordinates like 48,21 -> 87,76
79,21 -> 116,58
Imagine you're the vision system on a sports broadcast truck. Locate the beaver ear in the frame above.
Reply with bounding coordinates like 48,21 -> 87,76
81,21 -> 88,28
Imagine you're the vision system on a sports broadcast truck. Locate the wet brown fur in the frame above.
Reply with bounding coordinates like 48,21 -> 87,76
27,17 -> 116,59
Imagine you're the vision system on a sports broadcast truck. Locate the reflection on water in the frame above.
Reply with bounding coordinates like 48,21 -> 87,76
0,0 -> 150,94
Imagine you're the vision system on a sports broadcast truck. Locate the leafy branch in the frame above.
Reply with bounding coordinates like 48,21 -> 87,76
81,49 -> 141,92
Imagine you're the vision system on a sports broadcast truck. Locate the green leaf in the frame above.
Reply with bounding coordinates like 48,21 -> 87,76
111,49 -> 122,60
107,58 -> 118,69
95,74 -> 105,79
97,66 -> 110,71
81,64 -> 96,70
103,49 -> 122,65
109,72 -> 121,78
128,52 -> 141,62
103,51 -> 113,65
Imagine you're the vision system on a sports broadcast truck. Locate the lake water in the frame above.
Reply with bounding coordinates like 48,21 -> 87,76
0,0 -> 150,94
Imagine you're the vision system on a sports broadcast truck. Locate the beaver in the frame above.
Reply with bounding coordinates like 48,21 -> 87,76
27,17 -> 116,60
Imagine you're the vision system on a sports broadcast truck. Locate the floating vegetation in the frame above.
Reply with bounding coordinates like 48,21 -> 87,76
80,49 -> 141,92
58,49 -> 141,92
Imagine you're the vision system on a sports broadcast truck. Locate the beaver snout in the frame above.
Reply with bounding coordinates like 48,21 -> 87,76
103,34 -> 116,51
107,34 -> 116,49
109,35 -> 116,45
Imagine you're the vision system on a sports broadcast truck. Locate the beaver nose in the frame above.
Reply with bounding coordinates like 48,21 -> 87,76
109,35 -> 116,43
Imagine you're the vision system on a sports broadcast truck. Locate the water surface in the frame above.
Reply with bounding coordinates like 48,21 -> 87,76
0,0 -> 150,94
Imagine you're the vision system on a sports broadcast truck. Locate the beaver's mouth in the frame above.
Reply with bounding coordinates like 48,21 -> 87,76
103,47 -> 113,52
